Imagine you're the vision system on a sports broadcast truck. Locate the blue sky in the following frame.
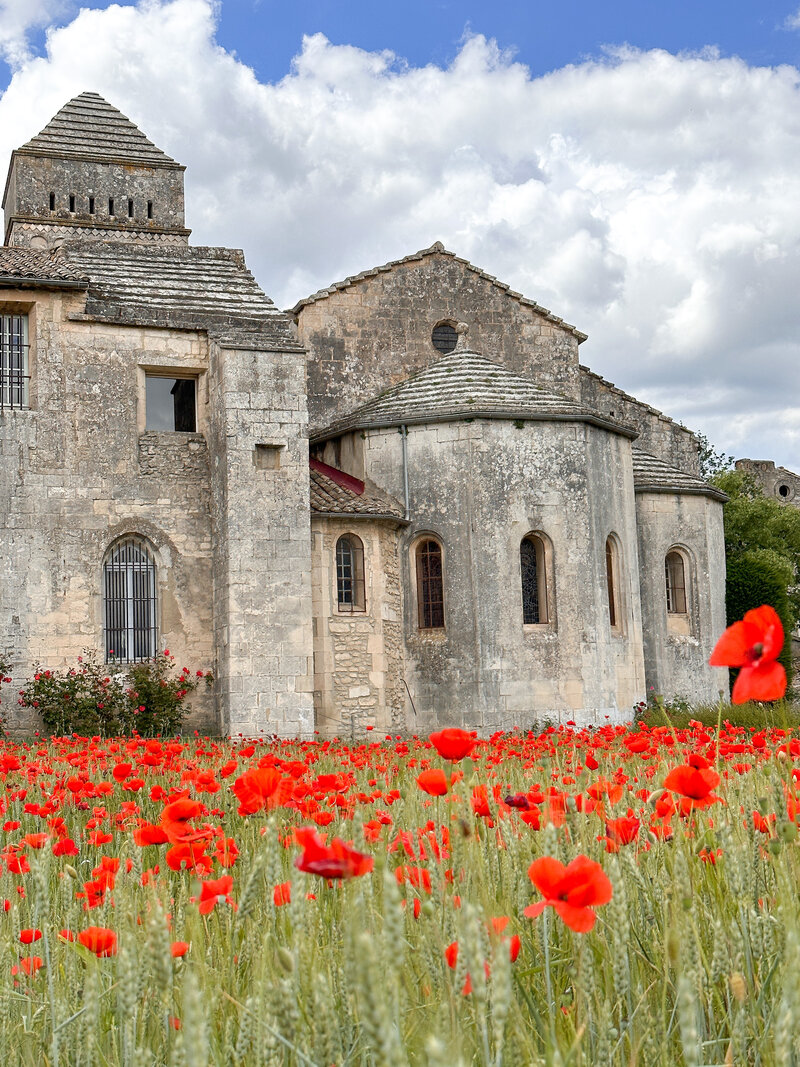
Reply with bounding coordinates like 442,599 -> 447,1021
12,0 -> 800,89
2,0 -> 800,465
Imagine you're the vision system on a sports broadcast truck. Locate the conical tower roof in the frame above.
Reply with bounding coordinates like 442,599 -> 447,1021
18,92 -> 181,168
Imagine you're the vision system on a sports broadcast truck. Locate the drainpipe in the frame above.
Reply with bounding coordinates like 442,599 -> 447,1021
401,424 -> 410,522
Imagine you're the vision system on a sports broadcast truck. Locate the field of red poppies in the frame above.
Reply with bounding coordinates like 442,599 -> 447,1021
0,606 -> 795,1066
0,714 -> 798,1066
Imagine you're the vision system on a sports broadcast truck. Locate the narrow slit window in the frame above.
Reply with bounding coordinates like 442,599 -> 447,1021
103,536 -> 158,663
145,375 -> 197,432
336,535 -> 366,612
88,196 -> 95,215
49,192 -> 55,211
416,539 -> 445,629
128,198 -> 134,218
605,537 -> 618,628
665,552 -> 687,614
521,535 -> 548,624
69,194 -> 76,213
108,198 -> 115,217
147,200 -> 153,220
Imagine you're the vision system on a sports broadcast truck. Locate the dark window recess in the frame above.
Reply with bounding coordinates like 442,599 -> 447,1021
49,192 -> 55,211
779,484 -> 790,498
145,376 -> 197,432
104,536 -> 158,663
520,538 -> 540,624
665,552 -> 687,614
128,198 -> 134,218
69,194 -> 76,213
417,540 -> 445,628
108,198 -> 115,216
431,323 -> 458,354
606,539 -> 617,627
88,196 -> 95,215
147,200 -> 153,220
336,535 -> 366,611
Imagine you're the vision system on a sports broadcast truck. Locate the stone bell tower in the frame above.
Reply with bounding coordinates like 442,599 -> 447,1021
3,91 -> 190,249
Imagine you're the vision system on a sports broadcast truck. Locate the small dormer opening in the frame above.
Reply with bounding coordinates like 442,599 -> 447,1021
88,196 -> 95,215
49,192 -> 55,211
147,201 -> 153,220
69,194 -> 76,213
108,198 -> 115,217
128,198 -> 134,218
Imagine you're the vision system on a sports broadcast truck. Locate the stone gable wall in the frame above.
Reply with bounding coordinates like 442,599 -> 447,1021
296,253 -> 582,429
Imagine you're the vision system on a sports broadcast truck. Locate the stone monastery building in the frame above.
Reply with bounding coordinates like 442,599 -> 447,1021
0,93 -> 729,736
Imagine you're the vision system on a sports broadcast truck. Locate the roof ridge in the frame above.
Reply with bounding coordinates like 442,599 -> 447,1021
289,243 -> 587,342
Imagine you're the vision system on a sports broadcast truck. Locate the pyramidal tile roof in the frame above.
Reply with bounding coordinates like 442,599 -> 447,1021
18,92 -> 180,168
312,349 -> 636,440
290,242 -> 588,342
632,447 -> 727,501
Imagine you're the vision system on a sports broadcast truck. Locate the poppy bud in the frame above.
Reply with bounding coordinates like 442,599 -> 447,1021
64,865 -> 78,880
276,947 -> 294,975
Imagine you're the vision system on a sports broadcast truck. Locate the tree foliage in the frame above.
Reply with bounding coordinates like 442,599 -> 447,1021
696,432 -> 734,480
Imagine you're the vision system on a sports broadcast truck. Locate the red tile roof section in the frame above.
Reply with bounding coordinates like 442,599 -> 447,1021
309,457 -> 365,495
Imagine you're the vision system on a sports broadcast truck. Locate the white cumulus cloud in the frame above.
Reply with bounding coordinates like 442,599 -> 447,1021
1,0 -> 800,467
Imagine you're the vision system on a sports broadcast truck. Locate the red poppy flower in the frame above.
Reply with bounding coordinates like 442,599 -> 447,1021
193,875 -> 236,915
709,604 -> 787,704
524,855 -> 613,933
273,881 -> 291,906
171,941 -> 190,957
416,769 -> 448,796
160,799 -> 208,844
232,767 -> 293,816
294,827 -> 373,880
429,729 -> 477,762
663,754 -> 720,809
12,956 -> 42,976
604,816 -> 640,848
78,927 -> 117,957
19,929 -> 41,944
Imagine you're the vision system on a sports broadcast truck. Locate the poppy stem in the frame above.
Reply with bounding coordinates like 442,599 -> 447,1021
543,907 -> 554,1022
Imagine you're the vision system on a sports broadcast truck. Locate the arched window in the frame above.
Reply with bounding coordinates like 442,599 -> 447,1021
665,551 -> 688,614
521,535 -> 549,624
336,534 -> 366,612
605,536 -> 620,629
103,536 -> 158,663
416,539 -> 445,629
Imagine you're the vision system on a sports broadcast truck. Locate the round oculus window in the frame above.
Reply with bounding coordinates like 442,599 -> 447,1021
431,323 -> 458,354
778,484 -> 791,499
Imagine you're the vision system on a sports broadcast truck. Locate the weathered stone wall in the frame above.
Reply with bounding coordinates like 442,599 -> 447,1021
311,518 -> 404,736
0,286 -> 215,732
580,367 -> 700,474
207,337 -> 314,738
635,492 -> 728,703
359,418 -> 646,730
735,459 -> 800,505
5,154 -> 189,247
295,251 -> 583,429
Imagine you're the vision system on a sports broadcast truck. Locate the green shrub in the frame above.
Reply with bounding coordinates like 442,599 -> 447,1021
17,651 -> 211,736
725,551 -> 793,679
0,655 -> 10,734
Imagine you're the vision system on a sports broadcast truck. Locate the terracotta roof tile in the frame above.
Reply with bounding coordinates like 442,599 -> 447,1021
310,462 -> 405,519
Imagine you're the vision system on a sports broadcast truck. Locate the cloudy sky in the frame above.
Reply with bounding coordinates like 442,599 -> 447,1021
0,1 -> 799,467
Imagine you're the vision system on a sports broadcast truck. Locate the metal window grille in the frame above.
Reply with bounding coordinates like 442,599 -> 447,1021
606,539 -> 617,628
0,314 -> 29,410
417,540 -> 445,629
336,535 -> 366,611
103,536 -> 158,663
521,537 -> 541,624
431,324 -> 458,354
665,552 -> 687,614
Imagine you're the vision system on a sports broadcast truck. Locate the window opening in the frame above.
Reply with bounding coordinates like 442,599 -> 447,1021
431,323 -> 458,354
0,314 -> 29,410
108,198 -> 115,217
416,540 -> 445,629
103,536 -> 158,663
665,552 -> 687,614
521,536 -> 548,624
69,194 -> 76,213
145,376 -> 197,432
88,196 -> 95,215
779,484 -> 790,498
49,192 -> 55,211
336,535 -> 366,612
147,201 -> 153,220
605,538 -> 617,628
128,198 -> 134,218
